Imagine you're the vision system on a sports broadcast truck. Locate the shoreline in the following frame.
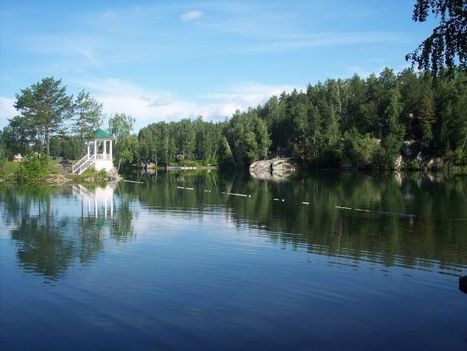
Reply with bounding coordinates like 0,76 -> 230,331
1,160 -> 465,187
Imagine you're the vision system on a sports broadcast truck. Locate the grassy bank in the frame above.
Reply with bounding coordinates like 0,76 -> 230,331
0,156 -> 115,185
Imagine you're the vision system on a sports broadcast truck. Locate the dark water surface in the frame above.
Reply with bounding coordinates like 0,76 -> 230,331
1,171 -> 466,350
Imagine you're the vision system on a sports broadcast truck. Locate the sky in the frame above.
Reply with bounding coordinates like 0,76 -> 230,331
0,0 -> 436,131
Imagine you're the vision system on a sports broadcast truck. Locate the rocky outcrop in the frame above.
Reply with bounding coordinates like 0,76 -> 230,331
249,158 -> 296,181
394,155 -> 403,170
108,167 -> 123,182
425,157 -> 443,170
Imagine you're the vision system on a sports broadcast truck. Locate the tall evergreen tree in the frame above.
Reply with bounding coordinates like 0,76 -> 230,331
73,90 -> 103,140
14,77 -> 73,154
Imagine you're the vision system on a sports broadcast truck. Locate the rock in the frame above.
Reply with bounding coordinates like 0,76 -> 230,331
249,159 -> 273,174
271,158 -> 296,175
460,276 -> 467,294
426,157 -> 442,170
416,152 -> 424,163
108,167 -> 122,182
250,158 -> 296,181
402,140 -> 416,157
394,155 -> 403,170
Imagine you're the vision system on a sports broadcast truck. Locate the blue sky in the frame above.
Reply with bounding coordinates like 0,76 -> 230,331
0,0 -> 436,131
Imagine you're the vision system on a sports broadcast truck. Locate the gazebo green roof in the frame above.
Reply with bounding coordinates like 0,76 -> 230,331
90,129 -> 112,139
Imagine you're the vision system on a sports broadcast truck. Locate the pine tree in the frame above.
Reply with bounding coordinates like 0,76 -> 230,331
14,77 -> 73,155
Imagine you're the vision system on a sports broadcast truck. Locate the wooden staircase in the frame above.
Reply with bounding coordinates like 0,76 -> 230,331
72,154 -> 96,175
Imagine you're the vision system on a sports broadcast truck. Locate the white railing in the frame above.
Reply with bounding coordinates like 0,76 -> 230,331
96,154 -> 112,160
72,154 -> 96,175
72,184 -> 93,199
72,154 -> 89,173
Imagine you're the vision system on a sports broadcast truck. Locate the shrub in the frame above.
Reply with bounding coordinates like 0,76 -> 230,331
344,128 -> 380,169
449,147 -> 467,166
98,169 -> 108,178
15,154 -> 50,183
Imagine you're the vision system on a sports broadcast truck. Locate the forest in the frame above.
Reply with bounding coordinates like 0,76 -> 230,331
1,67 -> 466,173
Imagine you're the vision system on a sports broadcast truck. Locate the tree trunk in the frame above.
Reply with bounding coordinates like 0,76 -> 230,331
45,126 -> 50,155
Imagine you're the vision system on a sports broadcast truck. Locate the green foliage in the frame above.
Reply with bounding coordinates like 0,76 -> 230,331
14,77 -> 73,154
3,68 -> 467,176
137,118 -> 223,168
108,113 -> 136,169
0,142 -> 7,167
344,128 -> 380,169
73,90 -> 103,139
224,110 -> 271,168
407,0 -> 466,73
448,147 -> 467,167
50,135 -> 83,160
131,67 -> 466,172
218,136 -> 236,171
71,168 -> 109,184
15,154 -> 51,183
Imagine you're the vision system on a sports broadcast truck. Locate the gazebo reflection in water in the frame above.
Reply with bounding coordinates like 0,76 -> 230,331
72,184 -> 115,219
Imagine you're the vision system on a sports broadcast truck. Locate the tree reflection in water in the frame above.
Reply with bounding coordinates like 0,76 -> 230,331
131,170 -> 467,274
0,184 -> 135,280
1,171 -> 466,280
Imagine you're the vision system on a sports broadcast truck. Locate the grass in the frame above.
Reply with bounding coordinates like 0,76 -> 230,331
0,161 -> 20,182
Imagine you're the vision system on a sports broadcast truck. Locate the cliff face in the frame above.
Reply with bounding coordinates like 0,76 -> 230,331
249,158 -> 296,181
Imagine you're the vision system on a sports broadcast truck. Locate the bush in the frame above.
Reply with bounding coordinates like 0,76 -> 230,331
344,128 -> 380,169
15,154 -> 50,183
449,147 -> 467,166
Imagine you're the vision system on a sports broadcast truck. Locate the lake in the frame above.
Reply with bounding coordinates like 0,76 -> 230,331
1,171 -> 466,350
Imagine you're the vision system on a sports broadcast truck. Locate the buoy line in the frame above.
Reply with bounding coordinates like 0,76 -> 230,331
173,187 -> 417,218
221,192 -> 251,198
176,186 -> 194,191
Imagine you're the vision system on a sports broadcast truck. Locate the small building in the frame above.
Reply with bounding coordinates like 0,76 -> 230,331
12,153 -> 23,163
72,129 -> 114,175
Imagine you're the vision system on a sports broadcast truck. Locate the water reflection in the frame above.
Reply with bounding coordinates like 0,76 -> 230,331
72,184 -> 115,219
1,171 -> 466,281
130,171 -> 467,274
0,184 -> 135,280
1,173 -> 466,351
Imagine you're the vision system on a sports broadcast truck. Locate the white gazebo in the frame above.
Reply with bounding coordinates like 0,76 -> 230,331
72,129 -> 114,174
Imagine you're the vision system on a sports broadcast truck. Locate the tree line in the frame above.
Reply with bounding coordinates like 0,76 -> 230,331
1,67 -> 466,172
118,67 -> 467,171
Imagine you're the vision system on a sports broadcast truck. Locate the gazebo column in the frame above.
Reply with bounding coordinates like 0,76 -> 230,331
87,143 -> 90,158
94,140 -> 97,158
109,141 -> 113,159
103,140 -> 107,159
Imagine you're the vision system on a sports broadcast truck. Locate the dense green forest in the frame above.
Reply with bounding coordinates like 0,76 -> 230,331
1,68 -> 466,172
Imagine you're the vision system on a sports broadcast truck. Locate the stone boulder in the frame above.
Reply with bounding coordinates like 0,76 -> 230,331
250,158 -> 296,181
394,155 -> 403,170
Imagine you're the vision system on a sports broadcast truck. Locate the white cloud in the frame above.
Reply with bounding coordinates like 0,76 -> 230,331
0,97 -> 16,128
180,10 -> 203,22
76,78 -> 294,131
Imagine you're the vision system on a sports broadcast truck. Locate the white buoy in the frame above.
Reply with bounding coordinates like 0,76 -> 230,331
222,192 -> 249,198
177,186 -> 194,191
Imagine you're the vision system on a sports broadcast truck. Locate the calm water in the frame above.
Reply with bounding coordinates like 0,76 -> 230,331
1,171 -> 466,351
